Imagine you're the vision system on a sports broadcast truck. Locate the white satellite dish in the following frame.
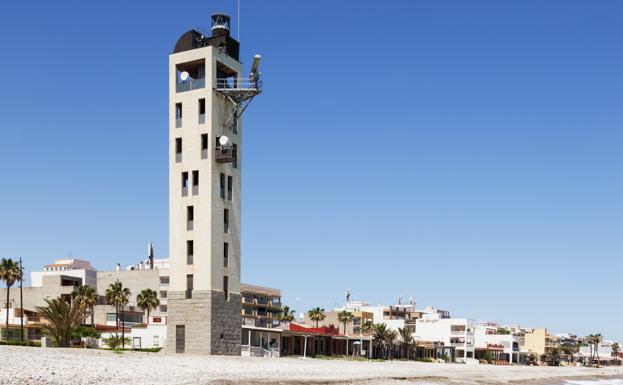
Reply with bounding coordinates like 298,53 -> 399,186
219,135 -> 230,146
180,71 -> 189,81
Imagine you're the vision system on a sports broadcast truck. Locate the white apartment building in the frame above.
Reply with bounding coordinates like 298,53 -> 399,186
474,323 -> 524,364
415,316 -> 477,363
31,259 -> 97,288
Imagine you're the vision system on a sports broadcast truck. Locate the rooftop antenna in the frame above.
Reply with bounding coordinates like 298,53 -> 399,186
237,0 -> 240,41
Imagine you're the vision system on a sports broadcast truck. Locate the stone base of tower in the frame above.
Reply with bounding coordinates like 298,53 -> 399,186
165,290 -> 242,355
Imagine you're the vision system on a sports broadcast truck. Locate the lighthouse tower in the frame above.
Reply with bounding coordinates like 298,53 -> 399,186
166,13 -> 261,355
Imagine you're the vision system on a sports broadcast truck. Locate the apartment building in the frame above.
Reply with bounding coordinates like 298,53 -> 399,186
474,323 -> 525,364
415,316 -> 477,363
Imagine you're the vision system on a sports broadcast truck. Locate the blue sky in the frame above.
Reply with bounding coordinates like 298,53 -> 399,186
0,1 -> 621,340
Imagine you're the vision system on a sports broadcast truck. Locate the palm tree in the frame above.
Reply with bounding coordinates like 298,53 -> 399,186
371,323 -> 389,359
337,310 -> 354,335
308,307 -> 326,328
544,347 -> 562,366
386,329 -> 398,360
611,342 -> 620,364
585,334 -> 595,362
105,281 -> 122,329
35,296 -> 90,347
0,258 -> 22,341
136,289 -> 160,324
72,285 -> 98,326
104,280 -> 131,348
276,305 -> 295,325
398,327 -> 414,359
594,333 -> 603,362
362,320 -> 374,336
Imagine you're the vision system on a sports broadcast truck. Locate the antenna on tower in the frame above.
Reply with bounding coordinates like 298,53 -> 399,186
237,0 -> 240,40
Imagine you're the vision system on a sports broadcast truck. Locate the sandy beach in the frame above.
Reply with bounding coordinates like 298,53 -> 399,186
0,346 -> 621,385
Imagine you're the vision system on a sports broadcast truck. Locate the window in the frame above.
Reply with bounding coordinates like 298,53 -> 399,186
220,173 -> 225,198
223,242 -> 229,267
159,305 -> 167,312
153,317 -> 162,324
159,291 -> 167,299
160,276 -> 170,285
175,138 -> 182,163
186,274 -> 193,299
175,103 -> 182,127
181,172 -> 189,196
192,170 -> 199,195
223,276 -> 229,301
224,209 -> 229,233
227,176 -> 233,200
201,134 -> 208,159
186,240 -> 194,265
232,143 -> 238,169
187,206 -> 194,231
198,98 -> 205,124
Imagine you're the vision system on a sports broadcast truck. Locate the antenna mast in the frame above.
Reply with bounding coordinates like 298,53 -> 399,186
237,0 -> 240,40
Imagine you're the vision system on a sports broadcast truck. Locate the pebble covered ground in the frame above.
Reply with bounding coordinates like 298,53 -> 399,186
1,345 -> 622,385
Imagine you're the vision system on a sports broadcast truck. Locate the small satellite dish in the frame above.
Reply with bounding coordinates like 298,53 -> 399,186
219,136 -> 230,146
180,71 -> 189,81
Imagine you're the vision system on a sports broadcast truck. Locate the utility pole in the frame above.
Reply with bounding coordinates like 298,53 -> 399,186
19,257 -> 23,342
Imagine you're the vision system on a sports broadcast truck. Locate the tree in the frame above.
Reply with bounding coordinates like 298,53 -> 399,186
308,307 -> 326,328
386,329 -> 398,360
276,305 -> 295,325
35,297 -> 90,347
72,285 -> 98,326
104,280 -> 131,348
0,258 -> 22,341
337,310 -> 354,335
544,347 -> 562,366
362,320 -> 374,335
593,334 -> 603,362
482,350 -> 494,364
371,323 -> 389,359
398,327 -> 414,359
611,342 -> 620,364
136,289 -> 160,324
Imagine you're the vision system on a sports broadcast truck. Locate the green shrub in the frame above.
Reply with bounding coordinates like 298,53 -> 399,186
416,357 -> 434,363
102,333 -> 131,350
135,347 -> 162,353
0,340 -> 40,347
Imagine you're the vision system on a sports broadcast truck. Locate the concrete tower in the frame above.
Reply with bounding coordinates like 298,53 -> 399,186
166,14 -> 261,355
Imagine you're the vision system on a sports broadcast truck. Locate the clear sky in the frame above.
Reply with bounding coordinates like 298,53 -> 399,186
0,1 -> 621,341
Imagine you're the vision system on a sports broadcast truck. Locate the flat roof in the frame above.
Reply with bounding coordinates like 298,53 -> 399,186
240,283 -> 281,297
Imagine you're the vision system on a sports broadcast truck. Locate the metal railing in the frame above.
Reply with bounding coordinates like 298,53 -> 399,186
215,78 -> 261,90
176,78 -> 205,93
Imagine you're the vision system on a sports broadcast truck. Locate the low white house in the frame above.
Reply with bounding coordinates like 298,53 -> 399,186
100,324 -> 167,350
474,324 -> 524,364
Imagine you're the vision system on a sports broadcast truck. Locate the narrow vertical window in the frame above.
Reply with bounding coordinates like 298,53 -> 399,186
227,176 -> 233,201
175,103 -> 183,128
187,206 -> 194,231
181,172 -> 189,196
201,134 -> 208,159
175,138 -> 182,163
232,143 -> 238,169
224,209 -> 229,234
220,173 -> 225,198
186,240 -> 194,265
223,276 -> 229,301
186,274 -> 193,299
198,98 -> 205,124
223,242 -> 229,267
192,170 -> 199,195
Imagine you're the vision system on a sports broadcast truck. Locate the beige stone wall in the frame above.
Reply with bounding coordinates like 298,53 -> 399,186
165,290 -> 241,355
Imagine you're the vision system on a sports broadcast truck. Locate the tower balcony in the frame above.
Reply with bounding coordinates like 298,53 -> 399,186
215,78 -> 261,103
215,146 -> 237,163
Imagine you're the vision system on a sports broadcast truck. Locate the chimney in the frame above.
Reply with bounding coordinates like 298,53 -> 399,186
211,13 -> 231,37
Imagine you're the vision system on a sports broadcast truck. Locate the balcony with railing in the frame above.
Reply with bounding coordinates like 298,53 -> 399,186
176,77 -> 205,93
